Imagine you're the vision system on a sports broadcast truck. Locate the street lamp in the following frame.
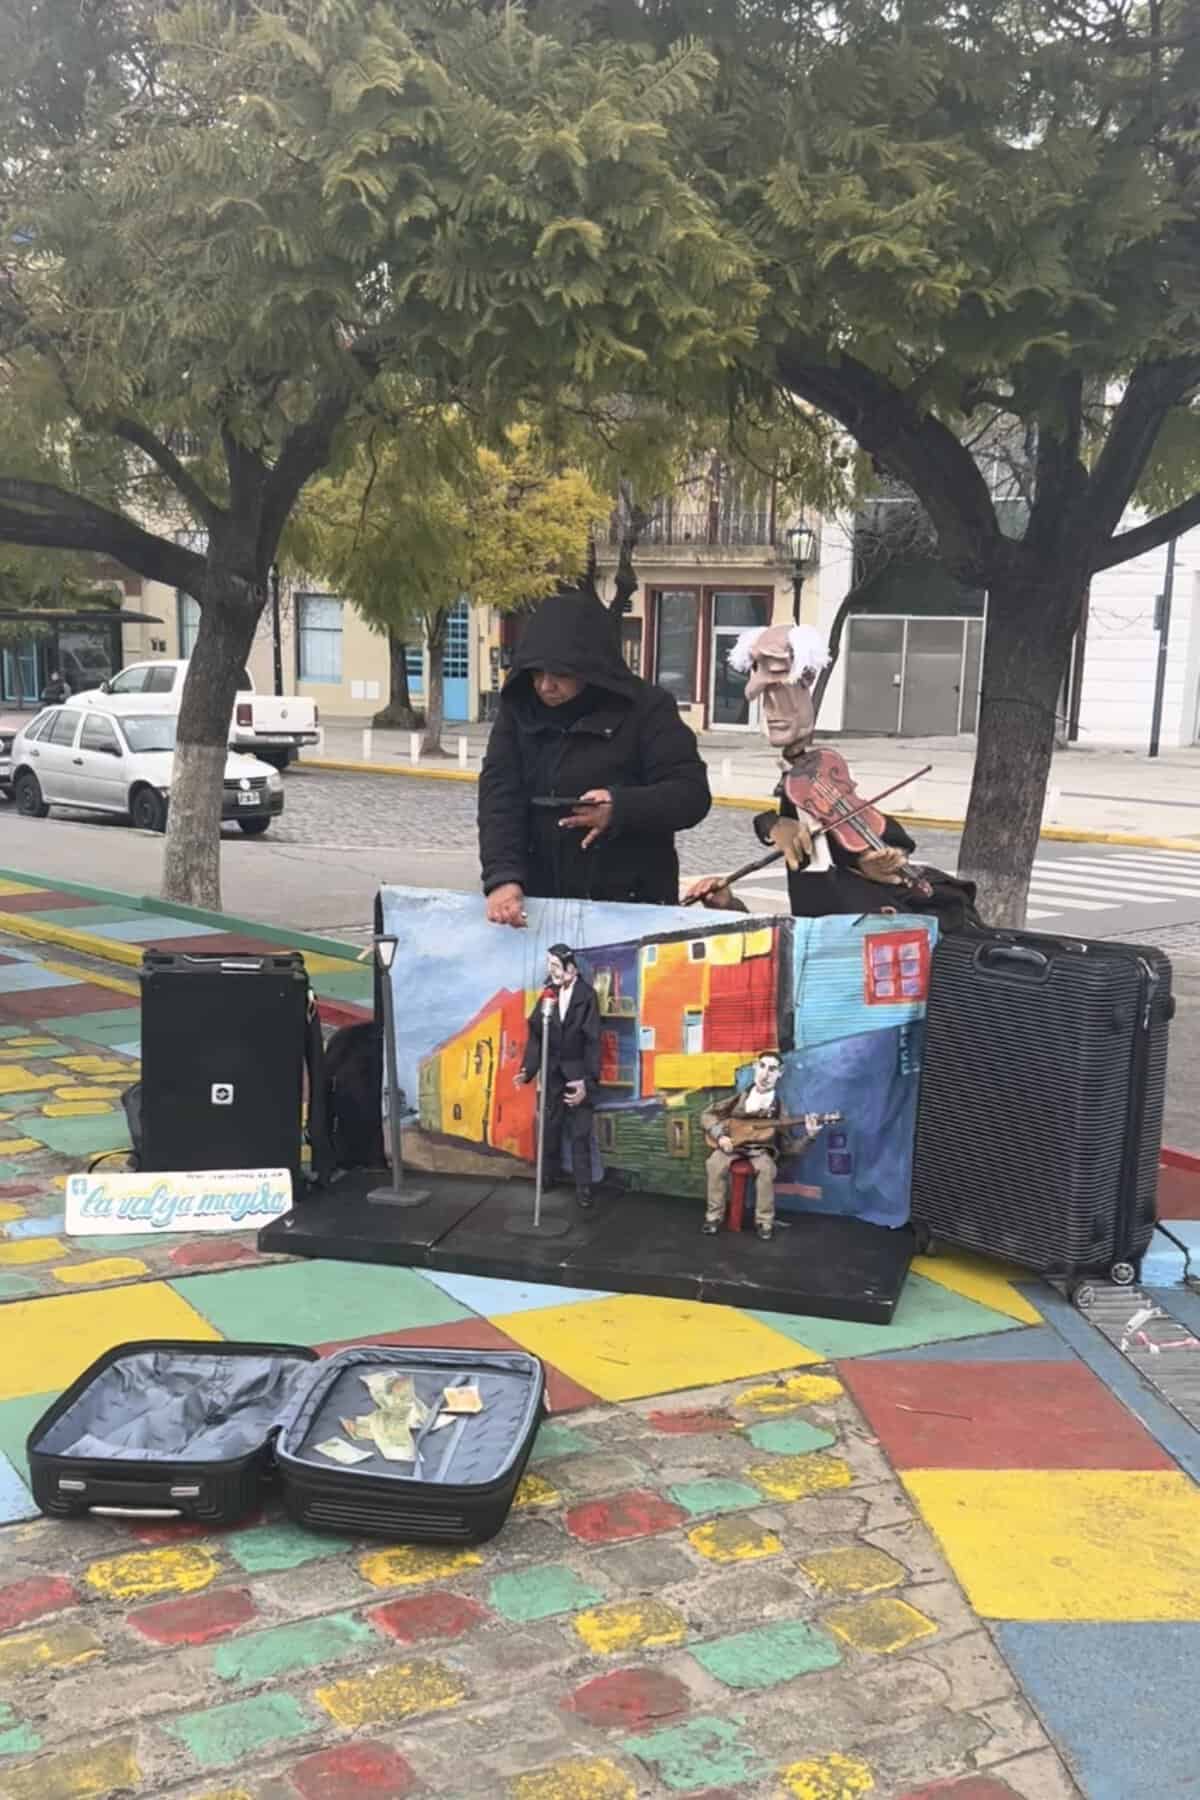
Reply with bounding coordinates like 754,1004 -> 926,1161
368,933 -> 429,1208
785,523 -> 816,624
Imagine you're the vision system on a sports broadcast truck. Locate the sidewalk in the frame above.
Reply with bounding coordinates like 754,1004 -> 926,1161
0,906 -> 1199,1795
309,721 -> 1200,845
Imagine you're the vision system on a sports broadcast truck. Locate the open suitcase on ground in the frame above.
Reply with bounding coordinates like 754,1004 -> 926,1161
911,928 -> 1173,1291
27,1340 -> 545,1544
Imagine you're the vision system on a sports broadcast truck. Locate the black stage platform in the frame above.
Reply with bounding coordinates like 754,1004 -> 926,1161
259,1172 -> 913,1326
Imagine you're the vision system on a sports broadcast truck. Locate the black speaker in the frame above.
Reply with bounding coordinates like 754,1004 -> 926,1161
139,952 -> 309,1177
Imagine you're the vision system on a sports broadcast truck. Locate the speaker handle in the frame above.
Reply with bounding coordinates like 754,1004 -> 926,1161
973,941 -> 1051,981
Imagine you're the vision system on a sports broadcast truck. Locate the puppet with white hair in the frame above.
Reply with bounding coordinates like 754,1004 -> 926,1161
727,623 -> 830,686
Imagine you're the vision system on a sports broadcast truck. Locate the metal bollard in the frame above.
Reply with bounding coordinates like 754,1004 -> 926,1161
361,727 -> 373,761
457,736 -> 468,767
409,732 -> 421,764
719,756 -> 732,790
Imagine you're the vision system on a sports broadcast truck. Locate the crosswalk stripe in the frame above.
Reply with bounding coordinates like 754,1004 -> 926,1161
1048,854 -> 1200,877
1024,890 -> 1114,911
1029,872 -> 1200,901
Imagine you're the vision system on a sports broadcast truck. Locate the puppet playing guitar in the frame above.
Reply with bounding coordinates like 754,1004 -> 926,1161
699,1051 -> 842,1242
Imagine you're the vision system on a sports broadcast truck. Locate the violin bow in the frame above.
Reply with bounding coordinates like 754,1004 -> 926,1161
684,764 -> 933,905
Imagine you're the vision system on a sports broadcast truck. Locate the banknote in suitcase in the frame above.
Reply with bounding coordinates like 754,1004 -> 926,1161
911,929 -> 1172,1290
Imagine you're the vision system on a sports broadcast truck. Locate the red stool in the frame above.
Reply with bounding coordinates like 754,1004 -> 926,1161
726,1156 -> 755,1232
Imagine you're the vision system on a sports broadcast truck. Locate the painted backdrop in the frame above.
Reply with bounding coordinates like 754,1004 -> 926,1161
378,887 -> 937,1229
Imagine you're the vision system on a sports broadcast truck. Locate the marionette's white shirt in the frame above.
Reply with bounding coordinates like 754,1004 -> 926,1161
557,977 -> 576,1020
743,1085 -> 776,1116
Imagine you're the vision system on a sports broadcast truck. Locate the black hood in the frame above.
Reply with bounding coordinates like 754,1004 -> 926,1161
505,588 -> 640,705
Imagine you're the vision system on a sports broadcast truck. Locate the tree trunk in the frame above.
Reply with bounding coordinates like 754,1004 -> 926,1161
958,566 -> 1085,927
373,630 -> 421,729
811,589 -> 858,721
421,610 -> 447,755
161,575 -> 261,908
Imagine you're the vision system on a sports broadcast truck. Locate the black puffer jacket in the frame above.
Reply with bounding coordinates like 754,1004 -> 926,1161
479,590 -> 711,905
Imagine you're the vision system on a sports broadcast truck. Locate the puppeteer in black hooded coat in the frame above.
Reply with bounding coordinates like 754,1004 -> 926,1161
478,589 -> 711,906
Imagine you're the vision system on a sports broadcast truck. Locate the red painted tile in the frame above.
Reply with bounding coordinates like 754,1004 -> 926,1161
646,1408 -> 735,1436
288,1741 -> 415,1799
838,1360 -> 1176,1472
565,1667 -> 691,1728
900,1779 -> 1019,1799
0,1182 -> 45,1199
0,1575 -> 78,1633
565,1489 -> 687,1545
168,1239 -> 261,1270
123,1509 -> 263,1546
1158,1163 -> 1200,1220
0,985 -> 138,1022
129,1586 -> 256,1646
369,1590 -> 489,1645
318,1316 -> 600,1415
0,891 -> 98,913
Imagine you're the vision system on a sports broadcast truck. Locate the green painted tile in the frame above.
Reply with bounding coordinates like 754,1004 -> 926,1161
488,1565 -> 603,1623
226,1522 -> 356,1575
0,1275 -> 41,1303
73,1233 -> 170,1253
0,1391 -> 56,1481
213,1612 -> 372,1686
170,1260 -> 468,1345
0,1701 -> 41,1757
0,1162 -> 30,1180
751,1271 -> 1024,1360
691,1618 -> 841,1689
18,1114 -> 129,1158
163,1692 -> 314,1769
35,906 -> 146,929
667,1479 -> 763,1518
744,1419 -> 837,1455
55,1013 -> 144,1048
529,1422 -> 593,1465
622,1719 -> 767,1791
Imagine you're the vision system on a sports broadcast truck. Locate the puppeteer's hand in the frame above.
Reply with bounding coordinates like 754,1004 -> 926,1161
564,1080 -> 587,1109
717,1134 -> 734,1154
684,874 -> 736,909
767,815 -> 814,871
486,882 -> 527,927
559,788 -> 613,850
514,1070 -> 529,1088
857,846 -> 906,885
803,1113 -> 822,1134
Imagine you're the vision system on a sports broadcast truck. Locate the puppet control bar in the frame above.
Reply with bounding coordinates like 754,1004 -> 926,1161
684,763 -> 934,905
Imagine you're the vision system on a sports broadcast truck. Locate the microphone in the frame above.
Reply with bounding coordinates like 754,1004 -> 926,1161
540,985 -> 556,1016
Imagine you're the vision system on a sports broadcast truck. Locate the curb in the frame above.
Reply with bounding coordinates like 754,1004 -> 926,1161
301,760 -> 1200,852
1162,1148 -> 1200,1174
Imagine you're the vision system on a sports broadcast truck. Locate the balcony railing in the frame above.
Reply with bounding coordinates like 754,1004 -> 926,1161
606,506 -> 779,551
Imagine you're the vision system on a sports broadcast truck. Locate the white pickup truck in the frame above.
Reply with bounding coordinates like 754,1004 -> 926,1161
83,660 -> 320,769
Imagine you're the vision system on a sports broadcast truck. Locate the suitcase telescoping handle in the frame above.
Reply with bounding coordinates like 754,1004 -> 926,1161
973,941 -> 1051,982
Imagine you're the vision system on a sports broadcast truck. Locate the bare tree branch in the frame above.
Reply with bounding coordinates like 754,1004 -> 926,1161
109,417 -> 221,530
1091,488 -> 1200,570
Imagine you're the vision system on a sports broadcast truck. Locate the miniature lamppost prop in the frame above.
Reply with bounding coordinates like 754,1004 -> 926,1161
786,522 -> 816,625
368,933 -> 429,1208
506,984 -> 570,1239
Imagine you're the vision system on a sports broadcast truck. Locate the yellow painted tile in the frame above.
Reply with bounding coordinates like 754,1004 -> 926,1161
572,1599 -> 687,1656
0,1201 -> 26,1222
687,1517 -> 783,1564
0,1280 -> 220,1401
510,1758 -> 637,1800
52,1257 -> 149,1286
492,1294 -> 817,1404
0,1067 -> 53,1096
0,879 -> 40,895
747,1454 -> 853,1502
798,1547 -> 906,1596
0,1139 -> 45,1156
7,1037 -> 60,1048
780,1751 -> 875,1800
358,1544 -> 483,1589
302,953 -> 366,975
0,1738 -> 139,1800
55,1055 -> 138,1075
42,959 -> 139,996
823,1596 -> 937,1655
0,1236 -> 65,1266
905,1469 -> 1200,1621
53,1087 -> 124,1103
86,1544 -> 220,1602
314,1658 -> 467,1727
910,1250 -> 1043,1325
513,1472 -> 560,1509
42,1101 -> 116,1118
0,1622 -> 104,1678
734,1373 -> 843,1415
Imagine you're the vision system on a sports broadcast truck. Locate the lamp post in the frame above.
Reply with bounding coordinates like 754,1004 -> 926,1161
269,563 -> 284,698
785,523 -> 816,625
368,934 -> 429,1208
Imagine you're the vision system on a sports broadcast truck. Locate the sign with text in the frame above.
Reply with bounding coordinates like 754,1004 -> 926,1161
65,1169 -> 293,1236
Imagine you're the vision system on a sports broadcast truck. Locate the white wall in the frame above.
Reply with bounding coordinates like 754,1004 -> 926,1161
1076,529 -> 1200,748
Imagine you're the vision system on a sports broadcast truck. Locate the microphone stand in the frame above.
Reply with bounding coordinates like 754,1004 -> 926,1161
506,987 -> 570,1238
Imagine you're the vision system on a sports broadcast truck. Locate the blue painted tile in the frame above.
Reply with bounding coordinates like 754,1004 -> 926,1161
418,1270 -> 614,1316
3,1213 -> 65,1240
112,1042 -> 141,1058
87,917 -> 221,943
0,1450 -> 37,1523
997,1622 -> 1200,1800
1140,1222 -> 1200,1287
0,966 -> 74,995
753,1271 -> 1023,1360
859,1325 -> 1077,1363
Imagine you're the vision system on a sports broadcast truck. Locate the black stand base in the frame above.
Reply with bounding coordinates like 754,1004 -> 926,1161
262,1171 -> 913,1325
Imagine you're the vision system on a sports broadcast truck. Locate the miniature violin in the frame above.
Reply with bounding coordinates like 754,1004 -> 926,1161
782,750 -> 934,898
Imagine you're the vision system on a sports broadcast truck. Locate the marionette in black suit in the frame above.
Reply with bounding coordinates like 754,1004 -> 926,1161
514,943 -> 601,1209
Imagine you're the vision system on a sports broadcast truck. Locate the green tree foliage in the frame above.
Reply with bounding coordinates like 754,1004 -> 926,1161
0,0 -> 755,904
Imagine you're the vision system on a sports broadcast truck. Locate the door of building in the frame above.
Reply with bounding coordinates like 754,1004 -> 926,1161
442,596 -> 470,722
709,592 -> 770,728
842,615 -> 983,735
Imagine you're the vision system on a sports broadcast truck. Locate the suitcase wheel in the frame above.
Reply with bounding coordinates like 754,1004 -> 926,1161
912,1222 -> 934,1256
1069,1282 -> 1096,1311
1109,1261 -> 1137,1287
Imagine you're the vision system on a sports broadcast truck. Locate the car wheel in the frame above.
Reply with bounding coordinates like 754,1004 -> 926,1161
130,786 -> 167,833
237,817 -> 271,837
14,772 -> 49,818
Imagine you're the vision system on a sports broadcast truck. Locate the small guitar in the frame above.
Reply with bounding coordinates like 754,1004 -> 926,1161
719,1110 -> 843,1151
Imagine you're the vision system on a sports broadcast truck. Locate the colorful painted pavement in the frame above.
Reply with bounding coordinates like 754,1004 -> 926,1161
0,890 -> 1198,1798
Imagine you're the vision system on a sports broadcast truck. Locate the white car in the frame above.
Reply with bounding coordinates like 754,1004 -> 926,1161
9,707 -> 284,835
82,660 -> 320,768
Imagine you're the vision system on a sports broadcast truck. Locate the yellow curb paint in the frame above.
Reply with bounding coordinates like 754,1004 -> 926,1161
747,1454 -> 853,1502
314,1658 -> 467,1727
0,1236 -> 66,1265
734,1372 -> 844,1415
301,953 -> 370,976
52,1257 -> 150,1286
904,1468 -> 1200,1621
687,1517 -> 783,1564
0,1622 -> 104,1678
514,1472 -> 561,1509
0,1139 -> 44,1156
85,1543 -> 220,1602
0,1281 -> 219,1401
305,756 -> 478,784
823,1596 -> 938,1655
510,1757 -> 637,1800
358,1544 -> 483,1590
41,959 -> 140,997
798,1547 -> 906,1595
0,1067 -> 54,1096
0,911 -> 144,966
42,1101 -> 116,1118
0,1736 -> 140,1800
780,1751 -> 875,1799
572,1599 -> 687,1656
910,1250 -> 1043,1325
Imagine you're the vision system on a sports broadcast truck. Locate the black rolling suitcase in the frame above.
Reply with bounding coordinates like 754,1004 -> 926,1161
27,1341 -> 545,1544
911,929 -> 1172,1289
